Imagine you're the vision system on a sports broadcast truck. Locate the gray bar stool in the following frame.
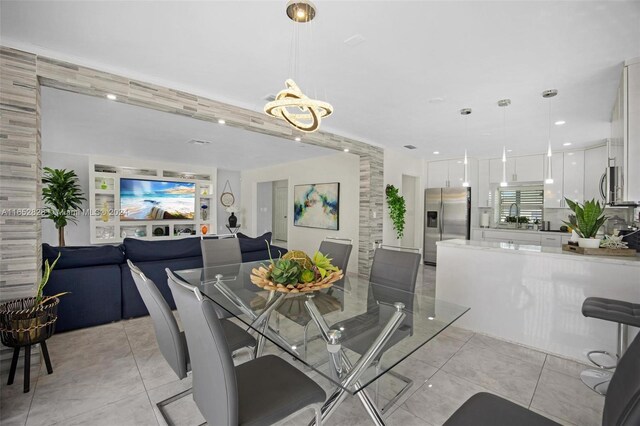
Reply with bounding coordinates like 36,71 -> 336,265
580,297 -> 640,395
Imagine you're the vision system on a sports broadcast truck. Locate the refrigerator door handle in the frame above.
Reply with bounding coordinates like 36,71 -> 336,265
439,201 -> 444,240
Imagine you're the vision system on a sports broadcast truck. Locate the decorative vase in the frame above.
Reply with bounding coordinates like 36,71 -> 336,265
578,238 -> 601,249
228,212 -> 237,227
201,207 -> 208,221
201,224 -> 208,235
100,180 -> 108,190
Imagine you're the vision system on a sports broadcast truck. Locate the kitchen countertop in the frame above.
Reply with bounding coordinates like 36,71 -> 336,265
438,238 -> 640,266
472,227 -> 571,235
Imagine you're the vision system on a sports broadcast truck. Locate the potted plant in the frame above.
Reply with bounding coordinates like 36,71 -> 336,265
0,253 -> 65,347
42,167 -> 86,247
563,198 -> 607,249
385,184 -> 406,239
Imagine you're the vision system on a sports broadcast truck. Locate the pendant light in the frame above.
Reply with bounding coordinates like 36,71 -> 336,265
460,108 -> 472,187
498,99 -> 511,187
542,89 -> 558,184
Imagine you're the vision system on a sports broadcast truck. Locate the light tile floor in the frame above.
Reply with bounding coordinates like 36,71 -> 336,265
1,266 -> 604,426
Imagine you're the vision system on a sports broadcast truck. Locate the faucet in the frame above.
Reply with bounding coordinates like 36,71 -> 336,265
509,203 -> 520,226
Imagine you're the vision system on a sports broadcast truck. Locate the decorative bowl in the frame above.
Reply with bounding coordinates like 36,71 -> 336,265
250,264 -> 343,293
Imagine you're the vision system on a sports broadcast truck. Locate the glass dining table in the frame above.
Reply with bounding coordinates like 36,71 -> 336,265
174,261 -> 468,426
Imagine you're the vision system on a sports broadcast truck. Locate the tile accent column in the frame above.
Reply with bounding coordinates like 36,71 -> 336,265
1,46 -> 383,284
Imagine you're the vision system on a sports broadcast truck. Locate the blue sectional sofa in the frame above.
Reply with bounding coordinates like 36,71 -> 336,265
43,233 -> 285,332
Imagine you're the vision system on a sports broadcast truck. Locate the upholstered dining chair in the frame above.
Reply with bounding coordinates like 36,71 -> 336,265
444,330 -> 640,426
167,269 -> 326,426
128,260 -> 256,425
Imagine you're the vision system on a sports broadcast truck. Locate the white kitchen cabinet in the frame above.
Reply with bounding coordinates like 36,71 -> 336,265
427,159 -> 467,188
626,61 -> 640,203
477,159 -> 492,207
489,155 -> 543,183
471,229 -> 484,241
544,152 -> 564,208
584,144 -> 607,202
563,150 -> 584,204
540,234 -> 561,247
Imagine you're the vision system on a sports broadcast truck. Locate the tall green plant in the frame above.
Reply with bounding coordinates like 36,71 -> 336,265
563,198 -> 607,238
42,168 -> 86,246
385,184 -> 406,239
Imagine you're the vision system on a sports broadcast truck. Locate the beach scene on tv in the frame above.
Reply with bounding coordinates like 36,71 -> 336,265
120,178 -> 196,220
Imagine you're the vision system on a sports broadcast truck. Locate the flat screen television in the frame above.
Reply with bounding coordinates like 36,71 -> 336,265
120,178 -> 196,221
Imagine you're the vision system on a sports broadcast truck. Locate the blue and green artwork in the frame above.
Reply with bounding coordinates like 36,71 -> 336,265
293,183 -> 339,230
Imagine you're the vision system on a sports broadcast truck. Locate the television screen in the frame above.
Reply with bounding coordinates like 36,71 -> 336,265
120,178 -> 196,221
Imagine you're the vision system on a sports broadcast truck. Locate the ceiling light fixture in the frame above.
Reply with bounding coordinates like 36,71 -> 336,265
554,120 -> 566,126
294,136 -> 302,142
498,99 -> 511,187
543,89 -> 558,184
265,0 -> 332,133
106,94 -> 117,100
563,142 -> 572,146
460,108 -> 472,187
433,151 -> 440,155
218,119 -> 226,124
343,148 -> 349,153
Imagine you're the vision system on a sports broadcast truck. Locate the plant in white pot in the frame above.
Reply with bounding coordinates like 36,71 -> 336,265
563,198 -> 607,249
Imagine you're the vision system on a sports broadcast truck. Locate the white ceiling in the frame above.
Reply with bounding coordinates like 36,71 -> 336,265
40,87 -> 335,170
3,1 -> 640,160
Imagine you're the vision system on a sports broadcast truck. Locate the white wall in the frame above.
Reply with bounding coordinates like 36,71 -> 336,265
216,169 -> 241,234
42,151 -> 91,246
383,149 -> 425,250
241,153 -> 360,273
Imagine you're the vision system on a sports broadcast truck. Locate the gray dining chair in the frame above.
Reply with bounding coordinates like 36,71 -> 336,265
128,260 -> 256,425
444,331 -> 640,426
318,238 -> 353,287
166,269 -> 326,426
200,234 -> 242,267
332,246 -> 421,412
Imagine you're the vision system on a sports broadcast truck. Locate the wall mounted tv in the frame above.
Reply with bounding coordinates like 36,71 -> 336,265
120,178 -> 196,221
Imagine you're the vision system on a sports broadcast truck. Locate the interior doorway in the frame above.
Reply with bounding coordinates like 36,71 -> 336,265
272,180 -> 288,244
402,174 -> 419,249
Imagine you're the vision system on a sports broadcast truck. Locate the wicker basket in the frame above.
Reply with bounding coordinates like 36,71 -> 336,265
0,297 -> 59,347
250,265 -> 343,293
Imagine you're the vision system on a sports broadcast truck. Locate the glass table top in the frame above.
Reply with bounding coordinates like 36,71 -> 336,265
174,261 -> 469,394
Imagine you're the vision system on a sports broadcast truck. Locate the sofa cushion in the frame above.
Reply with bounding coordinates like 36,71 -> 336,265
123,237 -> 201,262
42,243 -> 124,270
121,256 -> 203,318
236,232 -> 273,253
45,264 -> 122,332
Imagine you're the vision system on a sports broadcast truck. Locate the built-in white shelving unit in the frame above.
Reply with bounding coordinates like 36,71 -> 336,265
89,157 -> 216,244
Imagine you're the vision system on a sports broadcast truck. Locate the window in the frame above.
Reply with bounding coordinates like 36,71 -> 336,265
498,186 -> 543,223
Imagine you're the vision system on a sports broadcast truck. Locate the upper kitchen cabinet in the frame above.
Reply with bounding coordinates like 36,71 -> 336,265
627,61 -> 640,203
584,144 -> 607,202
477,159 -> 492,207
544,150 -> 584,208
489,154 -> 543,183
427,159 -> 466,188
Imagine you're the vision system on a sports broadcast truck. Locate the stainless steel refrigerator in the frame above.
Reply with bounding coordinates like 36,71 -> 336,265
423,187 -> 471,265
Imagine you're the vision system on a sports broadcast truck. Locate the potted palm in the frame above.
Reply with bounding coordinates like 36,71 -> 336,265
42,167 -> 86,247
563,198 -> 607,249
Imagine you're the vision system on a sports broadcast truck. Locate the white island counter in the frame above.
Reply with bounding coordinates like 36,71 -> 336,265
436,239 -> 640,361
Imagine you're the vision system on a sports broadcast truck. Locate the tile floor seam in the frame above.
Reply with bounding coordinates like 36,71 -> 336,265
123,321 -> 161,426
528,354 -> 547,409
462,338 -> 546,370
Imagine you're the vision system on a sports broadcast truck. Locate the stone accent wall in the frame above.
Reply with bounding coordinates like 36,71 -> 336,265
0,46 -> 383,288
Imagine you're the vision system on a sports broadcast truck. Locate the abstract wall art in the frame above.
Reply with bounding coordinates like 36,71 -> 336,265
293,182 -> 339,230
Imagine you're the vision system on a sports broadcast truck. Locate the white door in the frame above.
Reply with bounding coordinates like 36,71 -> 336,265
273,182 -> 288,242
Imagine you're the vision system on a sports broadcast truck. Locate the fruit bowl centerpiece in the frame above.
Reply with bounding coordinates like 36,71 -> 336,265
250,247 -> 343,293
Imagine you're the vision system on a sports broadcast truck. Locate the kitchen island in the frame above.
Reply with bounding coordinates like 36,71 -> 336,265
436,239 -> 640,361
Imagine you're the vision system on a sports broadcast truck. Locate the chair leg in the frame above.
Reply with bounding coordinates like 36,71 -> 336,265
315,404 -> 323,426
7,347 -> 20,385
156,387 -> 193,426
23,345 -> 31,393
41,341 -> 53,374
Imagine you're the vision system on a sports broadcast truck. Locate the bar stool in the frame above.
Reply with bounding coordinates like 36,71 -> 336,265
580,297 -> 640,395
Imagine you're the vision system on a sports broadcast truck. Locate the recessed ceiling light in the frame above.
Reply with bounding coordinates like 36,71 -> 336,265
294,137 -> 301,142
507,149 -> 513,152
106,94 -> 117,100
567,152 -> 574,156
563,142 -> 572,146
343,148 -> 350,152
555,120 -> 566,126
187,139 -> 212,146
218,119 -> 226,124
433,151 -> 440,155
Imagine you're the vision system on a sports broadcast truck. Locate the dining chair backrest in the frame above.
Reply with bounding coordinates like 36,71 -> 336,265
602,331 -> 640,426
166,269 -> 238,426
369,247 -> 421,292
318,239 -> 352,286
201,236 -> 242,267
128,260 -> 188,379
